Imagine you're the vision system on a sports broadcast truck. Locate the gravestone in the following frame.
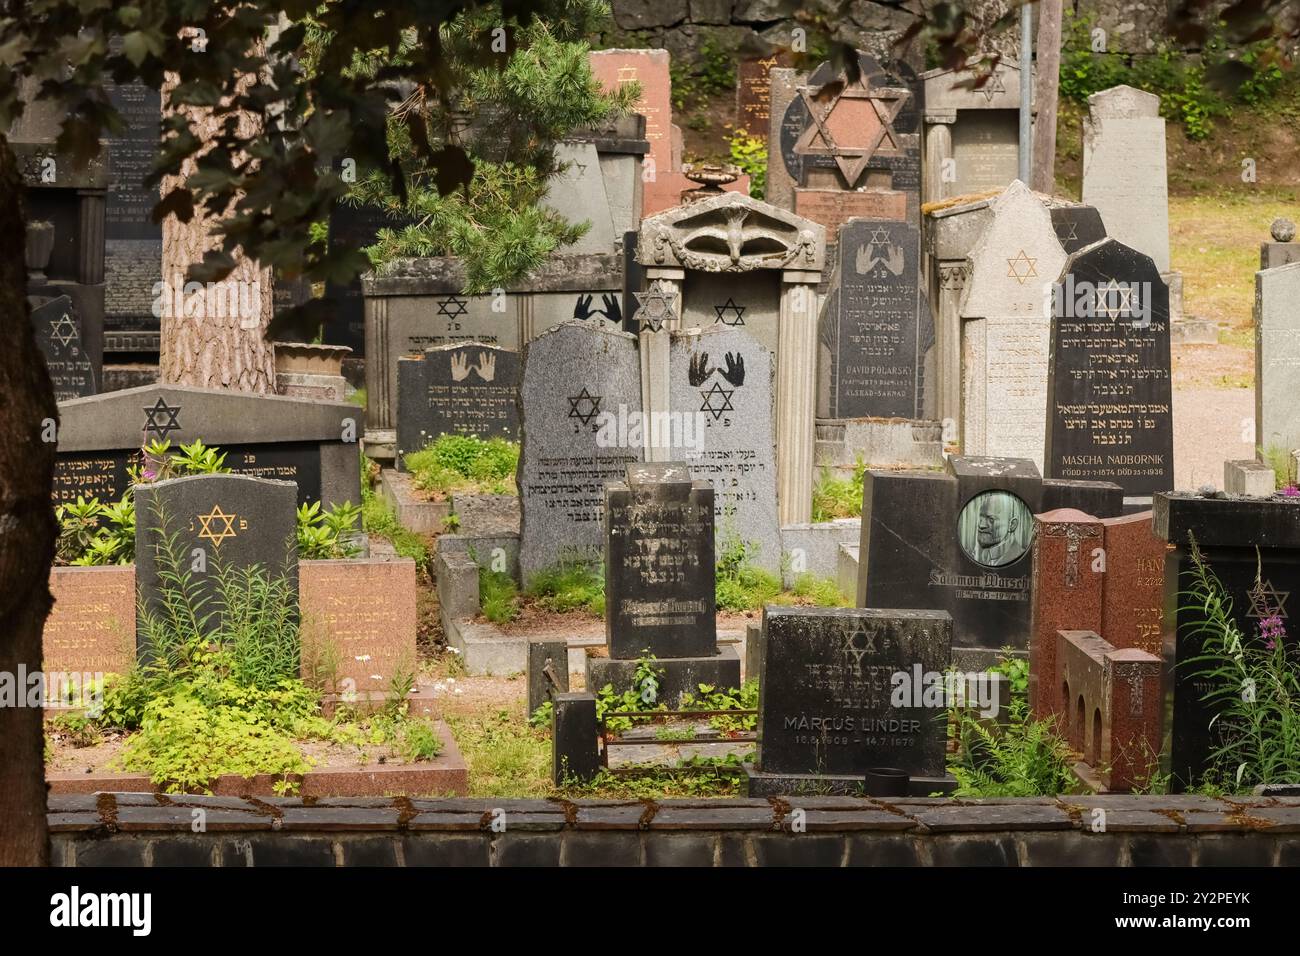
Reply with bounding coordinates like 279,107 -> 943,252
819,218 -> 923,420
1049,204 -> 1107,256
736,52 -> 793,140
1082,86 -> 1170,274
102,73 -> 163,351
920,58 -> 1024,206
1044,237 -> 1174,503
604,463 -> 716,659
1260,218 -> 1300,270
324,197 -> 415,353
396,343 -> 521,463
1254,260 -> 1300,455
517,322 -> 643,584
747,606 -> 953,795
134,474 -> 298,650
859,456 -> 1124,667
44,567 -> 136,676
1155,492 -> 1300,790
960,180 -> 1068,471
780,52 -> 923,230
670,324 -> 782,574
30,294 -> 96,401
541,141 -> 618,255
53,384 -> 362,508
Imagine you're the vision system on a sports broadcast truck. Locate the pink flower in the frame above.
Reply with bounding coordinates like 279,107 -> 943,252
1284,485 -> 1300,497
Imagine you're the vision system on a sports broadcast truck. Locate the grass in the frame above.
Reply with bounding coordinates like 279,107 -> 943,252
1168,188 -> 1298,330
527,561 -> 605,616
404,434 -> 518,501
445,707 -> 554,797
480,569 -> 521,624
773,573 -> 850,608
811,461 -> 866,522
361,484 -> 428,570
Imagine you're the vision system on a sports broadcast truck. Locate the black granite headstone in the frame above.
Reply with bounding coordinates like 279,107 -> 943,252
756,606 -> 953,777
1045,238 -> 1174,501
859,456 -> 1123,662
1049,205 -> 1107,256
323,198 -> 415,353
605,463 -> 717,660
820,218 -> 922,418
134,473 -> 298,650
30,294 -> 96,401
395,342 -> 521,463
1155,492 -> 1300,791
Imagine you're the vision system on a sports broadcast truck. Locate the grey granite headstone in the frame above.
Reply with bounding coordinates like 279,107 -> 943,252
756,606 -> 953,777
819,218 -> 922,419
1082,86 -> 1170,274
1254,260 -> 1300,456
517,321 -> 643,584
30,294 -> 96,401
1045,237 -> 1174,500
542,141 -> 618,255
859,455 -> 1123,660
605,463 -> 716,660
52,385 -> 361,509
134,473 -> 298,651
960,180 -> 1068,472
396,342 -> 520,462
670,324 -> 781,574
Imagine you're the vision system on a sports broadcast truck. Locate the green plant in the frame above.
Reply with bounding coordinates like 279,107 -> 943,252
948,696 -> 1076,797
595,655 -> 666,734
362,483 -> 429,570
1182,537 -> 1300,789
404,434 -> 520,499
1259,443 -> 1292,491
774,573 -> 850,608
527,560 -> 605,616
810,458 -> 866,522
680,679 -> 758,733
714,535 -> 781,611
296,500 -> 364,560
728,130 -> 767,200
528,699 -> 553,729
55,496 -> 135,567
480,568 -> 521,624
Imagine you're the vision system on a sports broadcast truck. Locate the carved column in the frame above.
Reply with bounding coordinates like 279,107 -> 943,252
923,117 -> 954,211
777,269 -> 820,525
936,260 -> 968,446
639,268 -> 683,461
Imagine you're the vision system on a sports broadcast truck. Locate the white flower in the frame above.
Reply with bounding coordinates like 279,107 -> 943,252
453,687 -> 464,695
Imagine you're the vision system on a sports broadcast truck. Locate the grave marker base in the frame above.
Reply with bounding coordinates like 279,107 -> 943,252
743,765 -> 958,798
585,647 -> 741,708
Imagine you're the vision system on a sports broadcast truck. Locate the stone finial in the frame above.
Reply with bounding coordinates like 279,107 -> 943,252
1271,217 -> 1296,243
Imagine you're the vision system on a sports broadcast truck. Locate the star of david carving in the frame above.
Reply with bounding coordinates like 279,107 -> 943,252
713,298 -> 747,326
1094,280 -> 1135,319
436,295 -> 469,320
1247,579 -> 1290,619
793,76 -> 908,187
868,226 -> 891,246
979,71 -> 1006,103
841,625 -> 877,673
634,286 -> 678,333
699,381 -> 735,421
49,312 -> 77,348
143,397 -> 182,441
1057,220 -> 1079,243
1006,250 -> 1038,285
197,505 -> 239,547
567,388 -> 602,427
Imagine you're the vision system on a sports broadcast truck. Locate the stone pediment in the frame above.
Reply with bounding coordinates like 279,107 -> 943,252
636,192 -> 825,273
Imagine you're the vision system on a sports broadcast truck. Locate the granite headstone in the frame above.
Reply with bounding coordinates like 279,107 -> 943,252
396,342 -> 521,462
31,294 -> 96,401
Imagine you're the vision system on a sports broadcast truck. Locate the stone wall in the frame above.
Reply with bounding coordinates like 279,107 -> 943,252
49,793 -> 1300,866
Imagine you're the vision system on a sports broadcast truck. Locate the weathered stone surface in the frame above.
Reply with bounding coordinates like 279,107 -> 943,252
756,606 -> 953,777
960,180 -> 1068,471
517,322 -> 643,584
43,566 -> 136,679
670,324 -> 781,573
1254,261 -> 1300,455
542,141 -> 618,255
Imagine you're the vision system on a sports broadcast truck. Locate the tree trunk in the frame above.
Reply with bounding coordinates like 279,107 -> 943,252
1031,0 -> 1064,195
0,135 -> 56,867
159,51 -> 277,393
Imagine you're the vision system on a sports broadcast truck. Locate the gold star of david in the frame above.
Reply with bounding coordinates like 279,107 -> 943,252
1094,280 -> 1135,319
1006,250 -> 1038,285
1247,579 -> 1289,619
793,76 -> 908,187
49,312 -> 77,348
197,505 -> 239,546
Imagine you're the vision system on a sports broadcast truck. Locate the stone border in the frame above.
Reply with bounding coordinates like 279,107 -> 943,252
380,469 -> 452,533
46,795 -> 1300,866
46,722 -> 467,798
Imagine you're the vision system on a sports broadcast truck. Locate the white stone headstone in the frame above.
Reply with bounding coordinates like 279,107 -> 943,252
959,180 -> 1067,471
543,141 -> 618,255
1082,85 -> 1170,274
1255,260 -> 1300,455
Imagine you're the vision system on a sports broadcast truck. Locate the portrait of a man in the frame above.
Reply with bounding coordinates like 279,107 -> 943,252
956,491 -> 1034,568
